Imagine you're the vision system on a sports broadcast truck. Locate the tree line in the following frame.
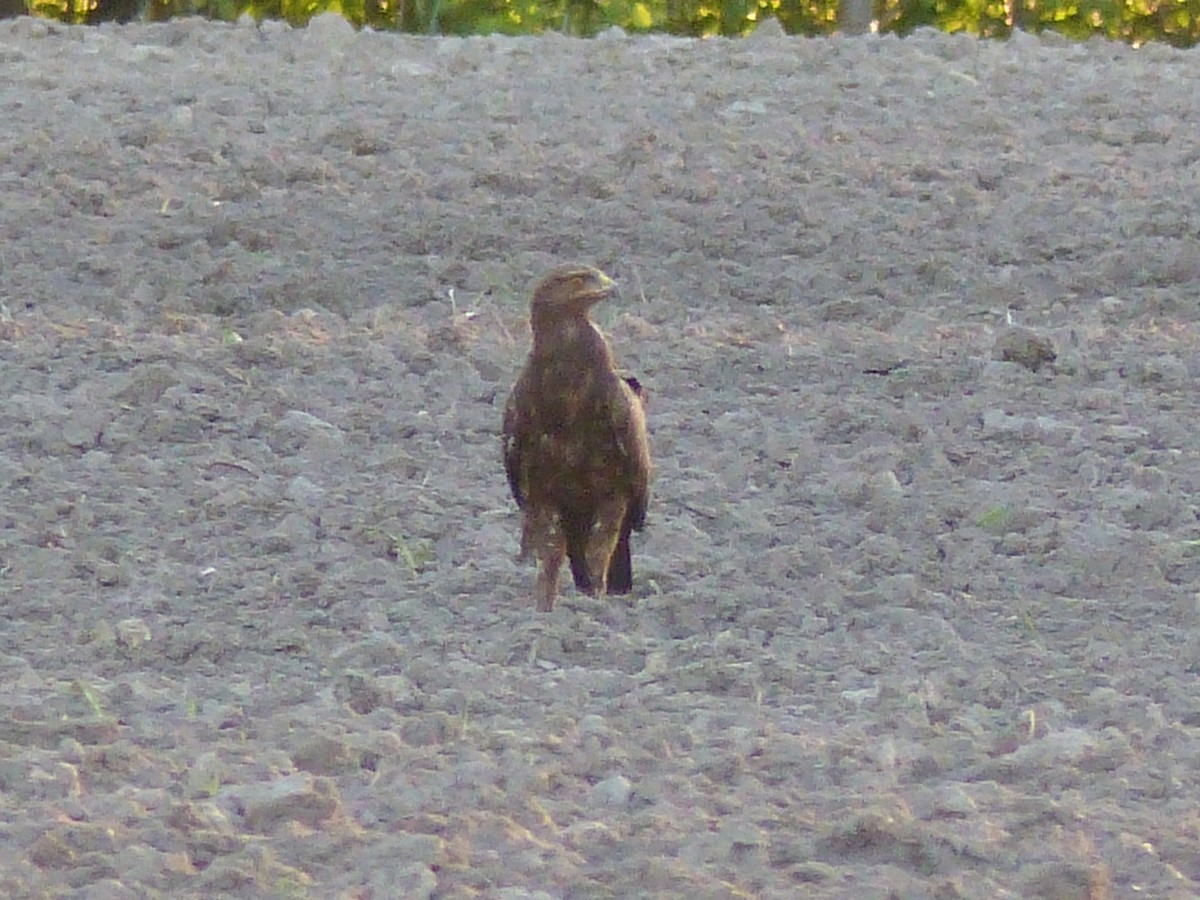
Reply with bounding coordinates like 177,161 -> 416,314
13,0 -> 1200,47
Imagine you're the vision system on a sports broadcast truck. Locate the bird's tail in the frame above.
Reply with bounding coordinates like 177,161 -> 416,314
566,529 -> 593,593
567,519 -> 634,595
605,527 -> 634,594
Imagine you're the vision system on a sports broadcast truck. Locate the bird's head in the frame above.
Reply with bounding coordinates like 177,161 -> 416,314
529,264 -> 617,326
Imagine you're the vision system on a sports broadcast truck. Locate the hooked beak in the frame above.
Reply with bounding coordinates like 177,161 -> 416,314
585,272 -> 618,304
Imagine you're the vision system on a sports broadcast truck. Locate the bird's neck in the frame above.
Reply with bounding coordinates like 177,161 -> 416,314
531,318 -> 616,370
532,316 -> 601,349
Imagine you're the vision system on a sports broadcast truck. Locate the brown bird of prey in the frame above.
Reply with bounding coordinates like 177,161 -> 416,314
502,264 -> 652,612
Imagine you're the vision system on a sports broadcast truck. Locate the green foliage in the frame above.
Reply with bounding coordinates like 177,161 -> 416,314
23,0 -> 1200,45
874,0 -> 1200,43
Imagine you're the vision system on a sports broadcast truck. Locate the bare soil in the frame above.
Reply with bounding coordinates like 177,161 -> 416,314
1,14 -> 1198,898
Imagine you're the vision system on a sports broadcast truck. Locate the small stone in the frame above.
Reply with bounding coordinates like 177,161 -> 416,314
718,820 -> 767,860
233,773 -> 343,833
290,734 -> 357,775
793,861 -> 837,883
993,327 -> 1057,372
185,752 -> 224,800
932,785 -> 976,818
1127,354 -> 1188,386
1022,861 -> 1112,900
115,618 -> 152,650
588,774 -> 632,807
577,714 -> 609,735
370,864 -> 437,900
29,831 -> 75,869
37,762 -> 82,800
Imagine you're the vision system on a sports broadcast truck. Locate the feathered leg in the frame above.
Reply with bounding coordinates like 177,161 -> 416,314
524,507 -> 567,612
536,545 -> 565,612
581,497 -> 629,598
